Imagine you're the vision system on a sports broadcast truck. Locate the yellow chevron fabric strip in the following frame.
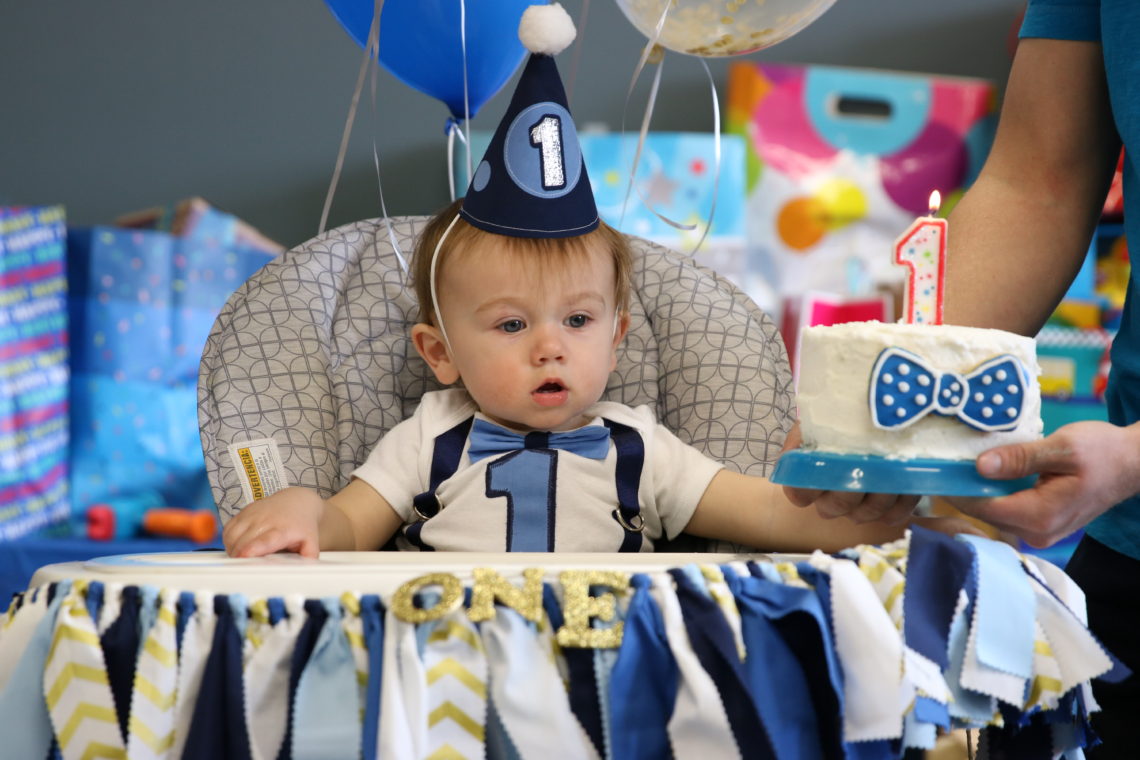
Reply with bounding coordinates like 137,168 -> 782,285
423,611 -> 487,759
44,584 -> 126,760
127,591 -> 179,760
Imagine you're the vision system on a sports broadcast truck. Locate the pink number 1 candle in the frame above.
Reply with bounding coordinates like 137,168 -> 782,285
894,190 -> 947,325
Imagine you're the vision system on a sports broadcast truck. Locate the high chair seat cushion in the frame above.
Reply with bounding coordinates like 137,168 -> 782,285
198,216 -> 793,550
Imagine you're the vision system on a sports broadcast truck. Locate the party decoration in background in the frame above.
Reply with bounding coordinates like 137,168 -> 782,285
323,0 -> 533,119
455,131 -> 748,284
615,0 -> 837,57
0,206 -> 69,539
66,201 -> 280,535
727,62 -> 997,314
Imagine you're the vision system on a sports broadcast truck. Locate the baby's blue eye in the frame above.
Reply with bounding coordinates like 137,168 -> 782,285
566,314 -> 589,328
500,319 -> 524,333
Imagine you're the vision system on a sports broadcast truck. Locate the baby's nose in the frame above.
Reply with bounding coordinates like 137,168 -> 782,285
531,325 -> 565,362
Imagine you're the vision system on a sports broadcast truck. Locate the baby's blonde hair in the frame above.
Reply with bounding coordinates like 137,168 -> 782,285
413,199 -> 633,327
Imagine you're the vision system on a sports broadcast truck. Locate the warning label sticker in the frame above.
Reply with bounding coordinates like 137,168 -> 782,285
228,438 -> 289,505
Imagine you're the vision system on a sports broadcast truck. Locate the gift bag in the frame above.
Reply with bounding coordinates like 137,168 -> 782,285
727,62 -> 997,313
0,206 -> 69,539
67,202 -> 279,533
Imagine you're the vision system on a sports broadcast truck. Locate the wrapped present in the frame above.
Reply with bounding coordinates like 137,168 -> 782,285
66,201 -> 280,530
727,62 -> 997,313
0,206 -> 69,539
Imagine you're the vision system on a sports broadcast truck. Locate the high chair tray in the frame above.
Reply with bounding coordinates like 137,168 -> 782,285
771,449 -> 1037,497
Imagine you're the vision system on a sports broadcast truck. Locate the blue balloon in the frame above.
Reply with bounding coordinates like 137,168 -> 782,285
324,0 -> 534,120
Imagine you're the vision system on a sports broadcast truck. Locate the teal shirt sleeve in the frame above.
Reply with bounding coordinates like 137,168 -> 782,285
1020,0 -> 1101,42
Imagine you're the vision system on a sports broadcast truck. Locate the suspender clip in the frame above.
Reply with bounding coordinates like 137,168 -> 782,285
612,508 -> 645,533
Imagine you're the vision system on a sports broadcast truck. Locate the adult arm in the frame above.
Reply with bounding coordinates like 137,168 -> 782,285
943,37 -> 1119,332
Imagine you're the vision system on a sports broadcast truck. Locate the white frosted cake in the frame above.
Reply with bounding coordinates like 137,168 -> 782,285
797,321 -> 1043,460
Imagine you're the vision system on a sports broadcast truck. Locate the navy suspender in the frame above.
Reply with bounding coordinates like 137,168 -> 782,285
404,416 -> 475,551
604,419 -> 645,553
407,416 -> 646,552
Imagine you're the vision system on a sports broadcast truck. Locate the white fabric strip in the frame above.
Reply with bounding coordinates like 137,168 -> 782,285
817,554 -> 904,741
126,589 -> 180,759
422,610 -> 488,758
482,607 -> 600,760
244,595 -> 306,760
0,584 -> 50,691
377,611 -> 426,759
44,582 -> 126,760
650,573 -> 741,760
1030,577 -> 1113,695
170,591 -> 218,760
95,581 -> 123,635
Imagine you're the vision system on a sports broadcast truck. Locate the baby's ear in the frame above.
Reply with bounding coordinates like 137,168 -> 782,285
411,323 -> 460,385
610,311 -> 631,370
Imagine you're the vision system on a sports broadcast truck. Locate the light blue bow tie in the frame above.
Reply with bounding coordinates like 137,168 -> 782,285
870,348 -> 1027,432
467,418 -> 611,463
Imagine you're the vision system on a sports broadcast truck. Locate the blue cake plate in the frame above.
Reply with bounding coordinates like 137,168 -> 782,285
770,450 -> 1037,497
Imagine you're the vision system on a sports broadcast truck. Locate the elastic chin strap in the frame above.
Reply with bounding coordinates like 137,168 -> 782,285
429,214 -> 462,356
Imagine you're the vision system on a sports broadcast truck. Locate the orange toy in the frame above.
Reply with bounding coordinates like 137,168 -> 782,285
142,508 -> 218,544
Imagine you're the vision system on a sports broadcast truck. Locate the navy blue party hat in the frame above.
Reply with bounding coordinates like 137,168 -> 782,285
460,4 -> 598,238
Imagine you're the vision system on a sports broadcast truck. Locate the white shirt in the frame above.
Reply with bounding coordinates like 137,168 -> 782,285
351,389 -> 724,552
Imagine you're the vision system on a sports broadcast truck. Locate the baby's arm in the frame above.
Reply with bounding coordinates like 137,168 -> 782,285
683,470 -> 980,553
223,479 -> 403,558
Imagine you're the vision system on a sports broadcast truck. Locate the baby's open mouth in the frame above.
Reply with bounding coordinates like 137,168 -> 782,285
532,381 -> 568,406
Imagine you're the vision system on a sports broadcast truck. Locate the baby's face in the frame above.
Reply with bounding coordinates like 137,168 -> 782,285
436,238 -> 625,431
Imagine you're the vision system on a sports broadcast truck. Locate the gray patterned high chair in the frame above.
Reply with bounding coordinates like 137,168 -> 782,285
197,216 -> 794,552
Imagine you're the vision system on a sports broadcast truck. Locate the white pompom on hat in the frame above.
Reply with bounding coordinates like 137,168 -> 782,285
518,3 -> 576,55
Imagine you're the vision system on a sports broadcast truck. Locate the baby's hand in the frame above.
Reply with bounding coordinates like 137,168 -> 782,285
222,486 -> 326,559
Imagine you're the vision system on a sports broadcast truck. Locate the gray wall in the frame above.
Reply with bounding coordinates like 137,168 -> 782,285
2,1 -> 1023,249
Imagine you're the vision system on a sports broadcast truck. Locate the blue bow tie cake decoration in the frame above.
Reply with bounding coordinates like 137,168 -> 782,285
869,348 -> 1028,432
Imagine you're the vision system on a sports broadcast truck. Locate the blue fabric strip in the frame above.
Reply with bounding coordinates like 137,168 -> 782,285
277,599 -> 329,760
543,584 -> 605,756
100,584 -> 142,741
732,572 -> 829,760
945,580 -> 996,725
267,596 -> 286,626
0,579 -> 68,760
669,568 -> 776,759
960,536 -> 1036,679
137,585 -> 160,650
293,598 -> 361,760
85,580 -> 104,629
176,590 -> 196,653
183,594 -> 253,759
902,708 -> 937,751
360,594 -> 384,760
905,525 -> 976,669
913,696 -> 950,729
607,574 -> 675,760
